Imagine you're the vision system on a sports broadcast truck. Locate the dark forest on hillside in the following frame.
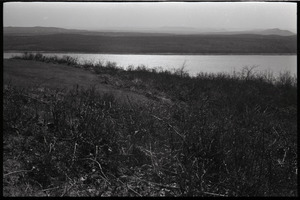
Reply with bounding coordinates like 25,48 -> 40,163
3,34 -> 297,54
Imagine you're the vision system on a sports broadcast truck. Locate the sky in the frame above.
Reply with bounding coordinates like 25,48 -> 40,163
3,2 -> 297,33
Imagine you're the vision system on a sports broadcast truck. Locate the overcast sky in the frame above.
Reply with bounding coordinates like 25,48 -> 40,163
3,2 -> 297,33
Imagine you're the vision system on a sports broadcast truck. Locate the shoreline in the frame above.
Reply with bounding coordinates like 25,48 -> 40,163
3,50 -> 297,56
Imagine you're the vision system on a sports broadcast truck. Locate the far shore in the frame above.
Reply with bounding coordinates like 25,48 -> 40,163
3,50 -> 297,56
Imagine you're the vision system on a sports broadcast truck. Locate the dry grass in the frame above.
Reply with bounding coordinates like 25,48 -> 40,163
3,54 -> 297,196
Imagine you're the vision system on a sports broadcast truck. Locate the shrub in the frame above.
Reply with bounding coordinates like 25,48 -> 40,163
6,53 -> 297,196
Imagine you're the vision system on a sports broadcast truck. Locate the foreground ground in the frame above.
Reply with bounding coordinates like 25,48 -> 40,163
3,56 -> 297,196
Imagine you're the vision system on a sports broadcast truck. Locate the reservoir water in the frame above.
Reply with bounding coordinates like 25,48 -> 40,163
3,52 -> 297,77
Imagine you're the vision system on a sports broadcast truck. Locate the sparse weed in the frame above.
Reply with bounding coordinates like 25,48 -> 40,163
4,53 -> 297,196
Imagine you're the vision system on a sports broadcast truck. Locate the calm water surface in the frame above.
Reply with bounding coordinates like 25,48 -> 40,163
4,52 -> 297,77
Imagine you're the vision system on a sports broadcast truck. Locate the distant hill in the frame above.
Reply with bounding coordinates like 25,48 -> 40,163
3,33 -> 296,54
3,26 -> 88,36
154,27 -> 296,36
3,26 -> 296,37
3,26 -> 175,37
256,28 -> 295,36
204,28 -> 295,36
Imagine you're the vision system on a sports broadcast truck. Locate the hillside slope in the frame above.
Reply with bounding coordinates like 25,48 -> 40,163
3,59 -> 151,105
3,56 -> 297,197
